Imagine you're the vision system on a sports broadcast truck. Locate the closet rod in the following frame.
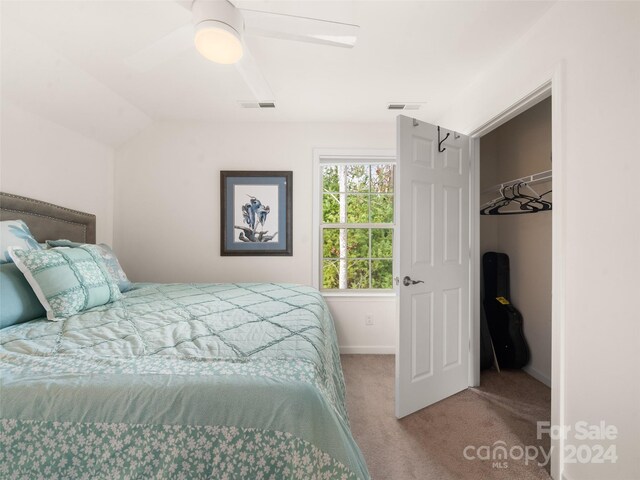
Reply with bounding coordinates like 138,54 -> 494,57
482,169 -> 552,195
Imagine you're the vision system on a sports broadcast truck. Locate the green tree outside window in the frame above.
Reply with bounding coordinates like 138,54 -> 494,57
321,163 -> 395,290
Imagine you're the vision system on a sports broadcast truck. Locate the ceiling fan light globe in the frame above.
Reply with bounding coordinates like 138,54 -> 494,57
194,21 -> 243,64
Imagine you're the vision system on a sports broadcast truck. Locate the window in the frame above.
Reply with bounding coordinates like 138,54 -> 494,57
318,159 -> 395,291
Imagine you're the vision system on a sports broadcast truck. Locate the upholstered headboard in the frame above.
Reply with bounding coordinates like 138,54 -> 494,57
0,192 -> 96,244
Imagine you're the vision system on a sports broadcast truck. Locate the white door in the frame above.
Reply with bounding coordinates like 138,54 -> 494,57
395,115 -> 471,418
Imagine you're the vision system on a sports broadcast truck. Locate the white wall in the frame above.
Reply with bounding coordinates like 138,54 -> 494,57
440,3 -> 640,480
481,98 -> 552,386
0,104 -> 115,244
114,121 -> 396,353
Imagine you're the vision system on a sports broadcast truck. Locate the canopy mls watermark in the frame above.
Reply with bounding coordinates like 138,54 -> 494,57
463,421 -> 618,469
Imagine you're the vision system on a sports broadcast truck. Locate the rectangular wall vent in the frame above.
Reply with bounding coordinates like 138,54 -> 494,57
239,102 -> 276,109
387,103 -> 424,110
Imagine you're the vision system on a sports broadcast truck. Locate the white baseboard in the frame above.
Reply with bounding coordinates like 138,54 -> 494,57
339,346 -> 395,354
523,365 -> 551,387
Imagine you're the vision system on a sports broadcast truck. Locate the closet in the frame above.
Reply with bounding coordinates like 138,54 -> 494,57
479,97 -> 552,386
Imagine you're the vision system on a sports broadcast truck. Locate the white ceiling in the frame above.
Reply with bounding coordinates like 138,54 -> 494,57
1,1 -> 555,146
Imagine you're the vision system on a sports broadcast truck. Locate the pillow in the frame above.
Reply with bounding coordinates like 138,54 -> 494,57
1,220 -> 42,263
46,239 -> 133,292
8,245 -> 122,321
0,263 -> 46,328
45,239 -> 82,248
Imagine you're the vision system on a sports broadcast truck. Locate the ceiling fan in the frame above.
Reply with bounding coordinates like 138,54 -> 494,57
125,0 -> 360,104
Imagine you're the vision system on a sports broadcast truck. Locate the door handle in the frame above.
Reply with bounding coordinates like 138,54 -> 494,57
403,276 -> 424,286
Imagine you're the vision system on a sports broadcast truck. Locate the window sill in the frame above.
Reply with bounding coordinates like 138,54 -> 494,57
320,290 -> 397,298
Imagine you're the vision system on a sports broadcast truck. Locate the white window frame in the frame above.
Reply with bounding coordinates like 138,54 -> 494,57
312,148 -> 397,297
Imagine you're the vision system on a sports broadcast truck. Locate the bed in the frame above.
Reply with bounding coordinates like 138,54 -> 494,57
0,193 -> 370,479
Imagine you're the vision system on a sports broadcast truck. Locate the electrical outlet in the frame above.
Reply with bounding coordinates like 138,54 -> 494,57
365,314 -> 374,326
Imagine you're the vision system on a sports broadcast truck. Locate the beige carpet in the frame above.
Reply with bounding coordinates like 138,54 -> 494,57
341,355 -> 551,480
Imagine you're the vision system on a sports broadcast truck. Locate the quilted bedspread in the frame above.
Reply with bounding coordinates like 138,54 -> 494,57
0,283 -> 370,479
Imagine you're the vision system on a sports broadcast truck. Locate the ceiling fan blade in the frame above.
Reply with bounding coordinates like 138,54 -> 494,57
240,9 -> 359,48
124,23 -> 193,72
235,44 -> 274,103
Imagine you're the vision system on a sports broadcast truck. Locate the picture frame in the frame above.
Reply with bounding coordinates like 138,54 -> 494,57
220,171 -> 293,256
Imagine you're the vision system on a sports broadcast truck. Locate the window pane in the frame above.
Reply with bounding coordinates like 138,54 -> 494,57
371,164 -> 394,193
347,165 -> 370,192
322,228 -> 343,258
347,228 -> 369,258
371,260 -> 393,289
371,194 -> 394,223
322,165 -> 339,192
322,259 -> 340,289
346,194 -> 368,223
348,260 -> 370,289
371,228 -> 393,258
320,161 -> 395,291
322,194 -> 340,223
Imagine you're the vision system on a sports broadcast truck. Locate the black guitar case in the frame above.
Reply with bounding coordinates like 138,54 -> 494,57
482,252 -> 530,369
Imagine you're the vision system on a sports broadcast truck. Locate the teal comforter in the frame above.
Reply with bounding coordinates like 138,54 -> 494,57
0,283 -> 369,479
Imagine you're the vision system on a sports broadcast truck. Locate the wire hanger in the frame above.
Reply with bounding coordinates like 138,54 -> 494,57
484,184 -> 535,215
481,181 -> 551,215
514,182 -> 552,212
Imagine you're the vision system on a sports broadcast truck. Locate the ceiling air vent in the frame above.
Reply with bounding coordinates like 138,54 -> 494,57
387,103 -> 424,111
239,102 -> 276,109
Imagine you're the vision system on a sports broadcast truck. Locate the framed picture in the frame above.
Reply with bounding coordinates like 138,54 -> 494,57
220,171 -> 293,256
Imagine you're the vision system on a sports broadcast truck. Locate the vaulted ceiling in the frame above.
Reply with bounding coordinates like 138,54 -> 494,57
1,1 -> 555,145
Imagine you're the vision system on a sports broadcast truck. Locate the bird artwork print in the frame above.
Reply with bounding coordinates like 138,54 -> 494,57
235,195 -> 278,243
